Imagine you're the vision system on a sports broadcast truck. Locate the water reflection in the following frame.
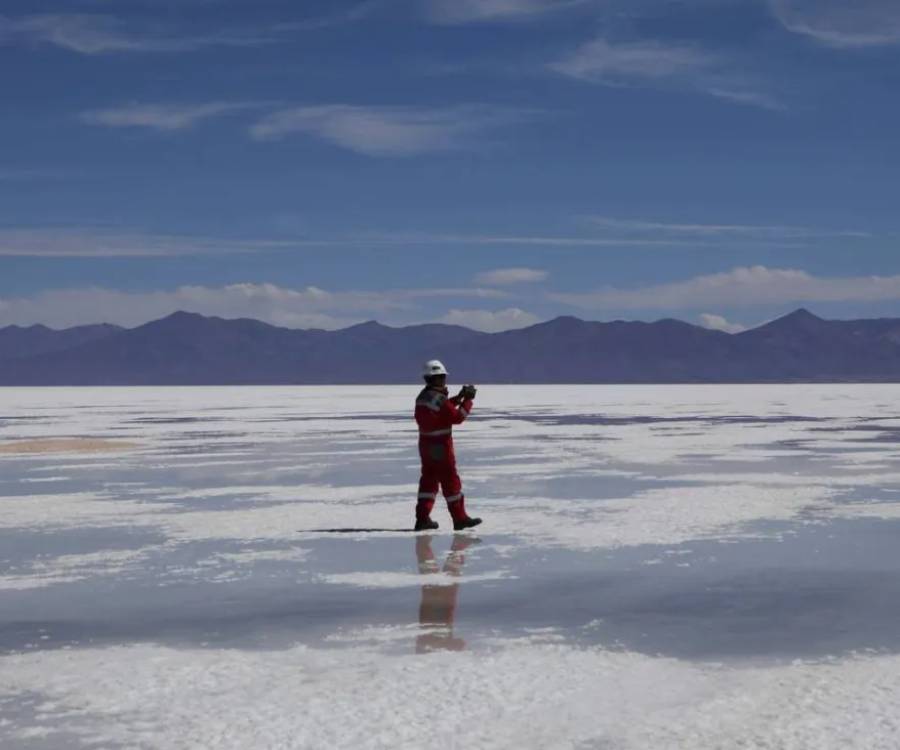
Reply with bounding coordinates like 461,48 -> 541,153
415,535 -> 479,653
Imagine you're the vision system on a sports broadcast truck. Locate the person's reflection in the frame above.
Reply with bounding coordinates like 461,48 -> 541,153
415,534 -> 479,653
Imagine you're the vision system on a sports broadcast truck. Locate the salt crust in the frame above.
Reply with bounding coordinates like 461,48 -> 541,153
0,545 -> 312,591
4,388 -> 900,744
2,641 -> 899,749
0,547 -> 157,590
0,481 -> 836,556
487,483 -> 838,550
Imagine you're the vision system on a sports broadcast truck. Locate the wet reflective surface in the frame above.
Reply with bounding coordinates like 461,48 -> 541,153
3,386 -> 900,747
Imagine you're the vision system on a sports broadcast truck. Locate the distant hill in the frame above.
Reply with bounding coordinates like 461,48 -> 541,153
0,323 -> 123,362
2,309 -> 900,384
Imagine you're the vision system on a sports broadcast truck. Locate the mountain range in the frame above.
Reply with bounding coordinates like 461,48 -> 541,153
2,309 -> 900,384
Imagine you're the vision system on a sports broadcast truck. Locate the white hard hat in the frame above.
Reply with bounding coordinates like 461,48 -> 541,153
422,359 -> 448,377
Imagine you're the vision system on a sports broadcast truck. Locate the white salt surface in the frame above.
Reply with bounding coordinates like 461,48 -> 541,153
3,385 -> 900,748
3,642 -> 900,749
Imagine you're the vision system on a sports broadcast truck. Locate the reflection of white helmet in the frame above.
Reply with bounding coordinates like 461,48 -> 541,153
422,359 -> 448,378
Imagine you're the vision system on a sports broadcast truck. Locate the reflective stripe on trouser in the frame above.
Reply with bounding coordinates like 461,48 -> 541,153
417,467 -> 466,522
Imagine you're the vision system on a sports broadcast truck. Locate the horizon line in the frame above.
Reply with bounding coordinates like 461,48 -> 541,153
0,306 -> 839,335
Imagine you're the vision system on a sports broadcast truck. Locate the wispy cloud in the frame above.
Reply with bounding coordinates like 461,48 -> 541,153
552,38 -> 717,82
249,104 -> 530,157
0,226 -> 689,258
550,266 -> 900,311
0,6 -> 377,55
551,37 -> 781,110
698,313 -> 747,334
770,0 -> 900,48
0,283 -> 511,330
439,307 -> 540,331
423,0 -> 586,25
6,219 -> 866,259
585,217 -> 873,240
363,231 -> 690,247
473,267 -> 548,285
0,229 -> 318,257
80,102 -> 256,132
289,1 -> 384,30
704,87 -> 786,111
0,14 -> 277,54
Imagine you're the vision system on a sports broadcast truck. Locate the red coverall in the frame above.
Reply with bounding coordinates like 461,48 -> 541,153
415,534 -> 476,653
415,385 -> 474,525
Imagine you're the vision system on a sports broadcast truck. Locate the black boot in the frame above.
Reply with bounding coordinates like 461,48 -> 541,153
414,518 -> 439,531
453,516 -> 482,531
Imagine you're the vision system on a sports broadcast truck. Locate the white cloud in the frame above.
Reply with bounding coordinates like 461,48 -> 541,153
0,7 -> 377,55
585,217 -> 872,240
439,307 -> 540,332
551,38 -> 716,82
550,266 -> 900,311
424,0 -> 585,24
249,104 -> 528,157
80,102 -> 253,132
0,227 -> 687,258
0,283 -> 509,329
0,229 -> 310,257
698,313 -> 747,334
704,87 -> 786,111
0,14 -> 278,54
770,0 -> 900,48
473,267 -> 548,285
551,38 -> 780,110
363,231 -> 688,247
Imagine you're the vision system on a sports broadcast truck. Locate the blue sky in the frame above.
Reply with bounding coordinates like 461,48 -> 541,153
2,0 -> 900,332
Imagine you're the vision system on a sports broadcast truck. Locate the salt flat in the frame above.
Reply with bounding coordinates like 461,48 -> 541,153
3,385 -> 900,749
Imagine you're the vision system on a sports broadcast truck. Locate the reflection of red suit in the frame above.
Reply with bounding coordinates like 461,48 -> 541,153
416,535 -> 475,653
415,386 -> 474,525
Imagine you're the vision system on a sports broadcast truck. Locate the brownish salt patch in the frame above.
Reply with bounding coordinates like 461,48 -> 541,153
0,438 -> 139,454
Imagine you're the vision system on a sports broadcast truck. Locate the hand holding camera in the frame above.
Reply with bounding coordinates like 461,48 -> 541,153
459,384 -> 477,401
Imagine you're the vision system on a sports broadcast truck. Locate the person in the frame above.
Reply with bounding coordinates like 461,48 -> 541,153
414,359 -> 482,531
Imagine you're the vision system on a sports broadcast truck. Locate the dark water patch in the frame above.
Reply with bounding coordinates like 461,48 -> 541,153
148,495 -> 298,512
248,412 -> 828,429
0,527 -> 165,568
830,484 -> 900,506
7,519 -> 900,663
149,442 -> 260,455
480,473 -> 704,502
128,417 -> 223,424
482,412 -> 827,428
0,547 -> 381,654
774,438 -> 892,455
167,431 -> 250,441
456,518 -> 900,661
258,414 -> 411,423
0,416 -> 57,421
535,434 -> 617,443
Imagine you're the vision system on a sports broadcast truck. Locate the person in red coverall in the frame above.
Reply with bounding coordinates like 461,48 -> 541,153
414,359 -> 482,532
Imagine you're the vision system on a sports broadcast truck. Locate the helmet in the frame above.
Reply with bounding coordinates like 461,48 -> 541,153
422,359 -> 448,378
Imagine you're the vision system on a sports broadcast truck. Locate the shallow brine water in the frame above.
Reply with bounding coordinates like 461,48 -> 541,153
3,385 -> 900,749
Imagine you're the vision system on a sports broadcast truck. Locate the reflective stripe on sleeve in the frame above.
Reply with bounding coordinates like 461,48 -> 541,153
458,407 -> 469,418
